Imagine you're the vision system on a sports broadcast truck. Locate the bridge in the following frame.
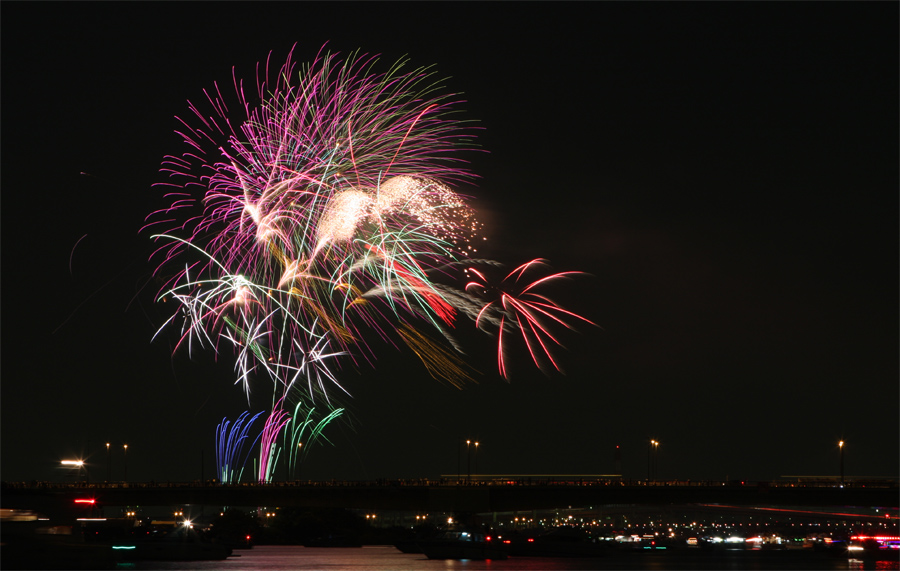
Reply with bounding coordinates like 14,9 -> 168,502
3,479 -> 897,516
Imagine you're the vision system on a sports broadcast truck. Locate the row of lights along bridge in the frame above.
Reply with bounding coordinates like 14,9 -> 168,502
58,439 -> 849,484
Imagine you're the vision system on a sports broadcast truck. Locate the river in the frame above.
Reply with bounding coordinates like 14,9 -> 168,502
129,545 -> 898,570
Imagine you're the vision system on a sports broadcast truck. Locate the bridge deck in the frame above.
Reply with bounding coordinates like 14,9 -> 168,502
3,480 -> 897,514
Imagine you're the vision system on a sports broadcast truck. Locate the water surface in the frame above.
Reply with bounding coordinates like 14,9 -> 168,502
129,545 -> 899,570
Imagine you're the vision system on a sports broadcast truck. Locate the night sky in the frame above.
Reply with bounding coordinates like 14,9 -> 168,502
2,3 -> 897,485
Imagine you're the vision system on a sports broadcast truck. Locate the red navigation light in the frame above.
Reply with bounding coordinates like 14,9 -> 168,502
502,540 -> 511,544
74,499 -> 96,505
486,536 -> 492,541
527,538 -> 535,543
246,535 -> 251,541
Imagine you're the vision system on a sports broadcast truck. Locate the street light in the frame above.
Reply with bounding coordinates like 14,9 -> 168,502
474,441 -> 480,481
652,440 -> 659,480
839,441 -> 845,484
648,440 -> 658,480
457,438 -> 466,482
297,442 -> 303,481
106,443 -> 111,482
123,444 -> 128,482
466,440 -> 472,482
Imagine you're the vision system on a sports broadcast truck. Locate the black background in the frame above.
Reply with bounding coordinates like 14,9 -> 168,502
2,2 -> 897,484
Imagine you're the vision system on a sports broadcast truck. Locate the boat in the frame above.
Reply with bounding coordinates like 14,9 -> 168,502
509,527 -> 613,557
418,530 -> 508,560
0,515 -> 232,568
847,536 -> 900,561
393,539 -> 423,553
104,523 -> 233,561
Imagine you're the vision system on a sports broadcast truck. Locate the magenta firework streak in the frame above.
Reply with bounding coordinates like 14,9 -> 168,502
146,46 -> 593,419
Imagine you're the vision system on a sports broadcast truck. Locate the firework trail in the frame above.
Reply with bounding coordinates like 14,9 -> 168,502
215,411 -> 264,483
147,45 -> 593,480
258,399 -> 291,483
282,401 -> 345,480
465,259 -> 597,380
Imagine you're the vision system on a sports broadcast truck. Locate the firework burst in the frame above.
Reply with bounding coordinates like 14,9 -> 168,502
465,259 -> 596,379
147,46 -> 482,397
147,45 -> 594,480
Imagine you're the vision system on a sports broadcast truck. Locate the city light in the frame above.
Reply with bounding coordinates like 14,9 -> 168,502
5,477 -> 895,556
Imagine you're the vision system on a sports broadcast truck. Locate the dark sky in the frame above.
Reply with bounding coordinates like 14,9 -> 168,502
2,3 -> 897,484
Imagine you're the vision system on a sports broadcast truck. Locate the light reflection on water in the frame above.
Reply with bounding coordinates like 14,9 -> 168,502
130,545 -> 899,571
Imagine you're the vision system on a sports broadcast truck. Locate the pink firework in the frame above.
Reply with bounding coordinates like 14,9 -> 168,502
145,45 -> 481,401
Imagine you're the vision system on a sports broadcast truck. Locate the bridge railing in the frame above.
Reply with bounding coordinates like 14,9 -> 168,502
3,477 -> 897,491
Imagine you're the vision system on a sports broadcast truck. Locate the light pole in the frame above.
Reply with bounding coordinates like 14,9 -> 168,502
648,440 -> 658,480
474,441 -> 480,481
653,440 -> 659,480
106,442 -> 111,482
839,441 -> 844,484
297,442 -> 303,482
123,444 -> 128,482
466,440 -> 471,482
